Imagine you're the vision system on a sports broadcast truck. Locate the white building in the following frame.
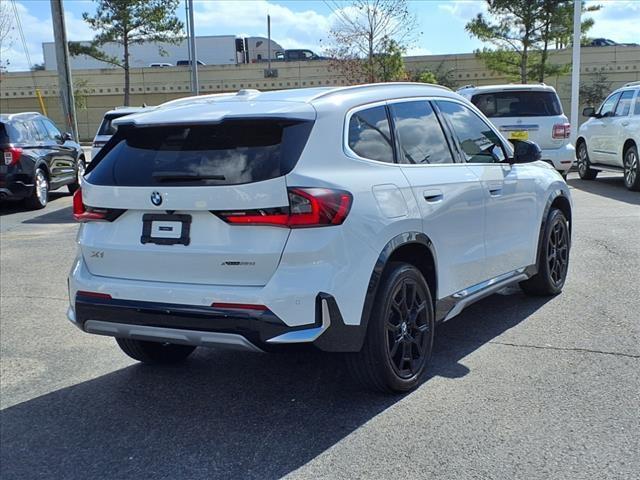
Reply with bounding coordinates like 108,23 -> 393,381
42,35 -> 284,70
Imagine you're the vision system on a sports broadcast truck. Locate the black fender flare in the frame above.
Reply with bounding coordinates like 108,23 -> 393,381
320,232 -> 436,352
535,189 -> 572,266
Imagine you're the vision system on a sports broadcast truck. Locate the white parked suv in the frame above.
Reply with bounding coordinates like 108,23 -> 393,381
91,106 -> 151,160
68,84 -> 572,392
576,81 -> 640,191
457,84 -> 575,177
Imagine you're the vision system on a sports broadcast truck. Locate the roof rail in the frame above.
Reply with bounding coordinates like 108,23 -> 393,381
310,82 -> 452,101
623,81 -> 640,87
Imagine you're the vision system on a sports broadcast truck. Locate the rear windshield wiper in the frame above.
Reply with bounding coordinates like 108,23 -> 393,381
152,172 -> 226,182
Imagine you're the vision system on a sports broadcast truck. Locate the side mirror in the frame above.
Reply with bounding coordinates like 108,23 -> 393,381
62,132 -> 73,142
582,107 -> 596,117
510,139 -> 542,164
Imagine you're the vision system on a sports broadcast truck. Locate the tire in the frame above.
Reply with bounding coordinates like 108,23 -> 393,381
25,168 -> 48,210
520,208 -> 570,296
623,145 -> 640,191
576,141 -> 598,180
67,157 -> 85,194
116,338 -> 196,364
347,262 -> 435,393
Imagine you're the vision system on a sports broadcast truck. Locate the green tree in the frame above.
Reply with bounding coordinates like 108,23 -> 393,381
374,38 -> 407,82
579,71 -> 610,108
413,61 -> 457,89
466,0 -> 599,83
416,70 -> 437,84
325,0 -> 419,83
70,0 -> 183,105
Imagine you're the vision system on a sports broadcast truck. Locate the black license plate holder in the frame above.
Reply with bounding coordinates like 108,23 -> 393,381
141,213 -> 191,246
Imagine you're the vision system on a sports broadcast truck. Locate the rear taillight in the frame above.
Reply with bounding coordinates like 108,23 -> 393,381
216,187 -> 352,228
552,123 -> 571,139
3,146 -> 22,166
72,188 -> 124,222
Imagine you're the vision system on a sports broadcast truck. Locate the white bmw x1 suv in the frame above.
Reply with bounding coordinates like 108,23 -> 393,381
68,83 -> 572,392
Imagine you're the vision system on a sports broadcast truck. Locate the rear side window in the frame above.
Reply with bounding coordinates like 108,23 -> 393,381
0,121 -> 30,143
614,90 -> 634,117
389,101 -> 454,164
471,91 -> 563,117
635,92 -> 640,116
87,119 -> 314,187
348,106 -> 394,163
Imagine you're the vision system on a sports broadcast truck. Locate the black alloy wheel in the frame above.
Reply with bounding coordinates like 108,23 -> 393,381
386,278 -> 431,379
623,145 -> 640,191
347,262 -> 435,393
577,142 -> 598,180
546,216 -> 569,288
521,208 -> 570,296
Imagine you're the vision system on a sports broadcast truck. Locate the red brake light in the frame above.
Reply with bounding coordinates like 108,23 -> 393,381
3,147 -> 22,166
217,187 -> 352,228
553,123 -> 571,139
72,188 -> 108,222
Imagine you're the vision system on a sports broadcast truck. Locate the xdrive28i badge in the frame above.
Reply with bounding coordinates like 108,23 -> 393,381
150,191 -> 162,206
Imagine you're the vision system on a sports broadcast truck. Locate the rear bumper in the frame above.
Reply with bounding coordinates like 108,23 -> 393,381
0,174 -> 34,200
68,290 -> 363,352
540,144 -> 575,173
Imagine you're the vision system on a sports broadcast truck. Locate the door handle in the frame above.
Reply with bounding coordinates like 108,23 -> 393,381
621,121 -> 630,127
423,189 -> 443,203
488,187 -> 503,197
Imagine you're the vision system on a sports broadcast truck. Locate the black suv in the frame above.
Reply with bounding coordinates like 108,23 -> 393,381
0,112 -> 85,209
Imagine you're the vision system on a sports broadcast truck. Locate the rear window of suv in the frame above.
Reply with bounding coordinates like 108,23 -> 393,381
471,91 -> 562,117
97,113 -> 132,136
0,121 -> 30,144
87,119 -> 314,187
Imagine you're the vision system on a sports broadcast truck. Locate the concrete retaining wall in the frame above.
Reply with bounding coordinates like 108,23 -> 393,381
1,46 -> 638,141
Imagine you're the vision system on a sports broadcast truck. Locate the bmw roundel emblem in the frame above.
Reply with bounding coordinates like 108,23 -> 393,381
150,191 -> 163,206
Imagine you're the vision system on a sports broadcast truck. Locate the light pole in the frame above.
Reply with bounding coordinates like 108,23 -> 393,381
50,0 -> 79,141
187,0 -> 198,95
570,0 -> 581,144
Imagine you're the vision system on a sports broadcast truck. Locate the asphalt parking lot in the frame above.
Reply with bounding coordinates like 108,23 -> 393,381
1,173 -> 638,480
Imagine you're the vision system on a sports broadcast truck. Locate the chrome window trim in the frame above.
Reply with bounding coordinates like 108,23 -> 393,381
342,95 -> 465,168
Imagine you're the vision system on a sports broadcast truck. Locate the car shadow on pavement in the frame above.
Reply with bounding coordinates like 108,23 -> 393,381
21,205 -> 74,224
567,175 -> 640,205
0,192 -> 70,216
0,292 -> 550,480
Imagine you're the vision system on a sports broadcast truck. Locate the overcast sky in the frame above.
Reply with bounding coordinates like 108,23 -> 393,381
2,0 -> 638,71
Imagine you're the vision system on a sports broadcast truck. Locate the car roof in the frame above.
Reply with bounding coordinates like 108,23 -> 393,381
457,84 -> 558,95
0,112 -> 43,123
612,81 -> 640,94
114,83 -> 457,127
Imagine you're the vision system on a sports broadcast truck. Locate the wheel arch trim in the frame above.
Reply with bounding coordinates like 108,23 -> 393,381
537,189 -> 572,264
353,231 -> 438,350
